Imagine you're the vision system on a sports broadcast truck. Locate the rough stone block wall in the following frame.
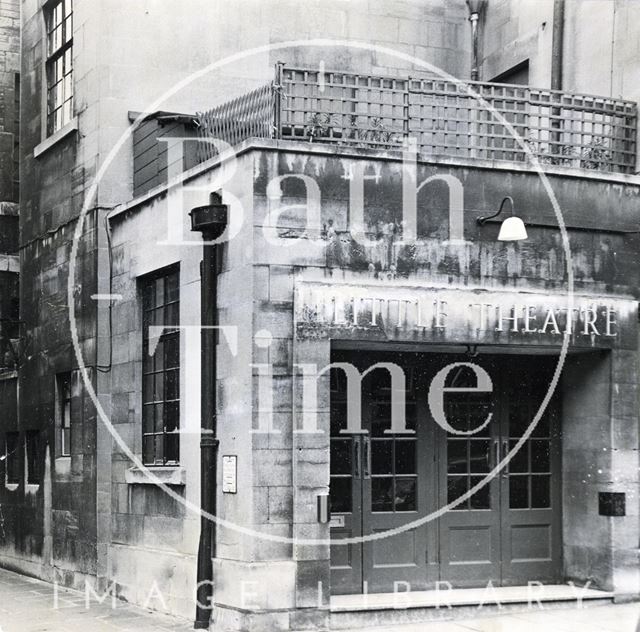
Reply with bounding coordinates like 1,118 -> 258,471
0,0 -> 19,202
562,350 -> 640,595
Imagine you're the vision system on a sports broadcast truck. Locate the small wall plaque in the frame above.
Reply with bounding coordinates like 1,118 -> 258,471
222,455 -> 237,494
329,515 -> 345,528
599,491 -> 625,516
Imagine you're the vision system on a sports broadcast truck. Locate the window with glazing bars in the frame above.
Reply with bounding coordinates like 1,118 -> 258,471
5,431 -> 19,484
141,267 -> 180,465
56,372 -> 71,457
45,0 -> 73,135
26,430 -> 40,485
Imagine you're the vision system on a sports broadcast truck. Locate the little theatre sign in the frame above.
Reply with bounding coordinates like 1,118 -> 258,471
294,282 -> 638,348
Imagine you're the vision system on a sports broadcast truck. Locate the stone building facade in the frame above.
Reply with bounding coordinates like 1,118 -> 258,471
3,0 -> 474,613
107,135 -> 640,628
2,1 -> 640,631
0,0 -> 21,567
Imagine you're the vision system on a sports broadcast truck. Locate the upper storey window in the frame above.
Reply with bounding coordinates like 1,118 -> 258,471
45,0 -> 73,135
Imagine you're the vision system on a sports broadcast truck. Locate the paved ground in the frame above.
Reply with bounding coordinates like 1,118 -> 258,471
0,568 -> 191,632
0,567 -> 639,631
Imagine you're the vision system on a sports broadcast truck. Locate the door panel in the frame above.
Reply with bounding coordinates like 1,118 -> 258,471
437,362 -> 502,586
329,396 -> 363,595
500,365 -> 562,585
361,376 -> 434,592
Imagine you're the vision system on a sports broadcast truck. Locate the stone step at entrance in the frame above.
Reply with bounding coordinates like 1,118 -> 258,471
329,584 -> 614,629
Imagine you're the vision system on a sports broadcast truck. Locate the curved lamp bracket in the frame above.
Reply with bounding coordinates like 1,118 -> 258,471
477,196 -> 515,225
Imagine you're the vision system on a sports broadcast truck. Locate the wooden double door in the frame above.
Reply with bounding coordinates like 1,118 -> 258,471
329,351 -> 562,595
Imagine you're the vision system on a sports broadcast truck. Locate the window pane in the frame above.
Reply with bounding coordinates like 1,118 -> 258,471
372,477 -> 393,512
395,477 -> 416,511
509,440 -> 528,473
370,403 -> 389,437
151,306 -> 163,327
509,408 -> 528,438
469,440 -> 490,474
447,475 -> 468,509
57,373 -> 72,457
330,439 -> 351,476
153,339 -> 164,371
467,401 -> 492,437
444,402 -> 468,434
154,373 -> 164,400
62,428 -> 70,456
330,477 -> 352,513
164,335 -> 179,369
26,431 -> 40,484
532,412 -> 550,437
166,369 -> 179,401
154,277 -> 164,307
165,402 -> 179,433
469,476 -> 490,509
166,272 -> 179,302
531,440 -> 550,472
371,440 -> 392,475
154,434 -> 164,463
509,475 -> 529,509
395,440 -> 416,475
531,475 -> 551,508
165,302 -> 179,327
447,440 -> 466,474
6,432 -> 20,483
62,400 -> 71,427
143,435 -> 154,465
63,15 -> 72,45
153,403 -> 164,432
405,402 -> 417,432
165,433 -> 179,464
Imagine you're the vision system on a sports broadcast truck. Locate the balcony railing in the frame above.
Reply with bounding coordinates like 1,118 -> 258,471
196,64 -> 638,175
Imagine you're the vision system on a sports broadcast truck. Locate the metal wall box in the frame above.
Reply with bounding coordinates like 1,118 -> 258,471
599,492 -> 626,517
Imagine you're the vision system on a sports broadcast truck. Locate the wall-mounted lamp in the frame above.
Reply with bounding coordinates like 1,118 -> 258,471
477,196 -> 528,241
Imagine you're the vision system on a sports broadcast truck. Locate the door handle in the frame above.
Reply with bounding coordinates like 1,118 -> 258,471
492,440 -> 499,469
354,437 -> 361,479
363,436 -> 371,479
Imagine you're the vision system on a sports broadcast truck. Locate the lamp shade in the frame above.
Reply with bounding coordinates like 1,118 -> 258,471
497,216 -> 528,241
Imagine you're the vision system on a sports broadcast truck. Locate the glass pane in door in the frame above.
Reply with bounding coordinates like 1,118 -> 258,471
368,368 -> 418,513
444,365 -> 494,510
507,399 -> 553,510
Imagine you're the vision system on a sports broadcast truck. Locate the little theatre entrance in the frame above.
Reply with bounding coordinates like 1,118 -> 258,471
329,350 -> 562,595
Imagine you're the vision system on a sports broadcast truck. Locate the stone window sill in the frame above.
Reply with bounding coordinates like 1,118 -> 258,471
125,465 -> 186,486
34,117 -> 79,159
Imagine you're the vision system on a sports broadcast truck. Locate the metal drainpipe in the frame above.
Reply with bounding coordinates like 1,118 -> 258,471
470,12 -> 480,81
551,0 -> 565,90
466,0 -> 486,81
550,0 -> 565,159
190,193 -> 228,630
